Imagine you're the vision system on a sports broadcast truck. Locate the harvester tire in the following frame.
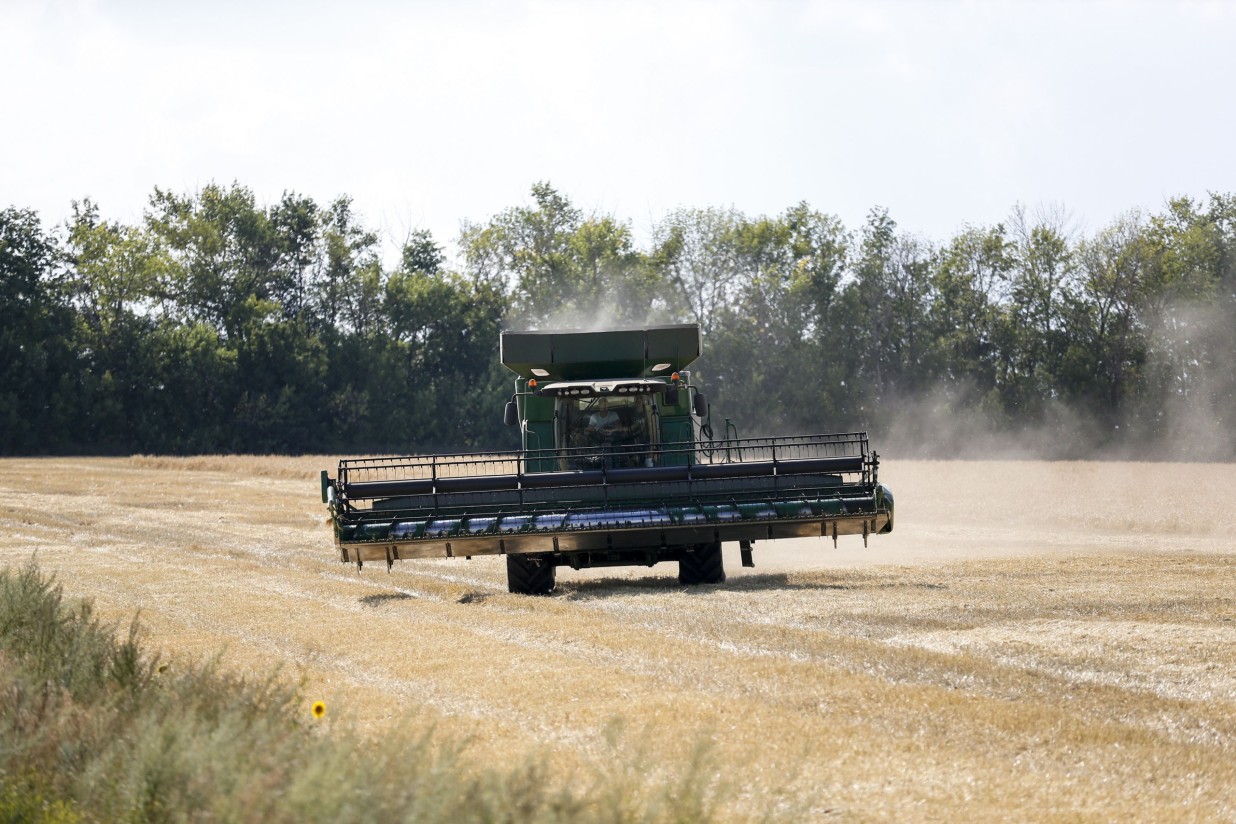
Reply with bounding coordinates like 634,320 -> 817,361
679,541 -> 725,586
506,555 -> 555,595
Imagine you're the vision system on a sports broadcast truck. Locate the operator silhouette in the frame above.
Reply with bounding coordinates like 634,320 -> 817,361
588,397 -> 620,432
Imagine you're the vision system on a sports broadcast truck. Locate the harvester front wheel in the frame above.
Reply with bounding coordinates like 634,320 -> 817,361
679,541 -> 725,586
506,555 -> 556,595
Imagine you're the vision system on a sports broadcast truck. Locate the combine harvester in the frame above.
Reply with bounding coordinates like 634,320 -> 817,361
321,324 -> 893,594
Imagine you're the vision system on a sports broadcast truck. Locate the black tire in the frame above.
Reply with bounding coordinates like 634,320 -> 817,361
679,541 -> 725,586
506,555 -> 556,595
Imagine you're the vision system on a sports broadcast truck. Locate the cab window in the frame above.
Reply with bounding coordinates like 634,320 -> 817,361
560,395 -> 653,450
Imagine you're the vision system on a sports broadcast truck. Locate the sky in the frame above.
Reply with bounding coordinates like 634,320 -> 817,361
3,0 -> 1235,262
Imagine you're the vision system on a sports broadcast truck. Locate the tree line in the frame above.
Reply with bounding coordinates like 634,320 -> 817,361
2,182 -> 1233,457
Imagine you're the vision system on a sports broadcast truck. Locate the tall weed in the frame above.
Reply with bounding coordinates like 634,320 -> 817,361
0,560 -> 728,823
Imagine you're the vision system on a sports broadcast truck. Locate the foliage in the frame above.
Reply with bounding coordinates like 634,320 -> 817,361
1,184 -> 1234,457
460,182 -> 668,329
0,560 -> 727,823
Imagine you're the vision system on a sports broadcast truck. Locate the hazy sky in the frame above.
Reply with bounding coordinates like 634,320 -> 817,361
4,0 -> 1234,260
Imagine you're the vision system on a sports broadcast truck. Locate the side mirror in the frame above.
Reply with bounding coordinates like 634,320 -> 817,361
693,392 -> 707,418
504,400 -> 518,426
664,387 -> 679,406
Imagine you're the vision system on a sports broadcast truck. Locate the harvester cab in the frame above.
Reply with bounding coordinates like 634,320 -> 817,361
500,325 -> 711,466
322,323 -> 893,594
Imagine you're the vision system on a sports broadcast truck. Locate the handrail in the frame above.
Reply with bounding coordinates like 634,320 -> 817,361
341,447 -> 868,501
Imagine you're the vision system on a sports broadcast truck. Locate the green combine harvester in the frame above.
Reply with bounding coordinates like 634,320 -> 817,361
321,324 -> 893,594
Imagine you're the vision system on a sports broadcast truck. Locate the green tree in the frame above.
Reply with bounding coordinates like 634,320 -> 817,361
825,209 -> 936,429
400,228 -> 445,276
1129,195 -> 1235,451
0,208 -> 81,452
1072,213 -> 1153,416
705,205 -> 849,434
1000,206 -> 1076,416
268,192 -> 321,322
460,182 -> 662,328
66,199 -> 167,336
652,206 -> 746,335
927,223 -> 1012,404
314,196 -> 382,336
146,183 -> 280,339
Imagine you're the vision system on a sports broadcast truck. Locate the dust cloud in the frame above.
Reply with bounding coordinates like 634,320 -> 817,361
505,284 -> 679,336
859,301 -> 1235,465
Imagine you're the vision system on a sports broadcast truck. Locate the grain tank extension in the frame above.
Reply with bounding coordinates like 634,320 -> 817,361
320,324 -> 893,594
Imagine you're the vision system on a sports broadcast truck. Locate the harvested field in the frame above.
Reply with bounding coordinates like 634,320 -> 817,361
1,457 -> 1234,821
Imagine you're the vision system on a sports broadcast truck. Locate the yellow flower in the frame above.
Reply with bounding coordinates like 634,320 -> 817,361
311,701 -> 326,719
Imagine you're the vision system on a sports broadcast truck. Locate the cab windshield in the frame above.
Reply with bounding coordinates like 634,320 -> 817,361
559,394 -> 655,466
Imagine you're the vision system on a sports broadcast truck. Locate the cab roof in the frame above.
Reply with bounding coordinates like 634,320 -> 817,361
536,378 -> 667,398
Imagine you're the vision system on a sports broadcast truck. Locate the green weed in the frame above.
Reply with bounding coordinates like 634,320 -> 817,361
0,560 -> 728,823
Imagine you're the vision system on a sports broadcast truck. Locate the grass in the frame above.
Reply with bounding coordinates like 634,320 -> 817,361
0,560 -> 728,823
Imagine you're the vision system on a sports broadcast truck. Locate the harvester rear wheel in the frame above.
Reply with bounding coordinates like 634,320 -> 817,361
506,555 -> 556,595
679,541 -> 725,586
